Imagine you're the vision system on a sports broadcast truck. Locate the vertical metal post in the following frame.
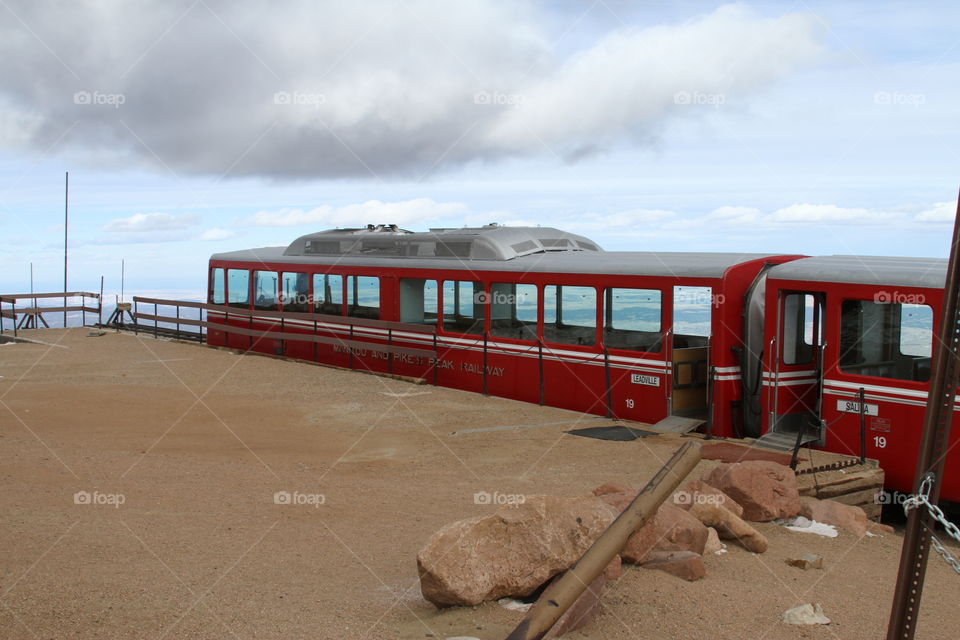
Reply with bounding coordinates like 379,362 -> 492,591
99,277 -> 104,327
63,171 -> 68,329
482,332 -> 488,395
154,302 -> 158,339
858,387 -> 867,465
887,193 -> 960,640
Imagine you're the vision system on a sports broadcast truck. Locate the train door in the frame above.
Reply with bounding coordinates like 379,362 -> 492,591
767,290 -> 825,442
668,286 -> 712,420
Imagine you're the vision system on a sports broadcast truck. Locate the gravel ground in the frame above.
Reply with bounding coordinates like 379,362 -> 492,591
0,328 -> 957,639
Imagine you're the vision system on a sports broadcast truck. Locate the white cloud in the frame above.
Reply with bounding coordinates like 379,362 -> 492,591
198,228 -> 236,241
0,2 -> 825,178
915,201 -> 957,223
241,198 -> 467,227
767,203 -> 892,224
102,212 -> 199,233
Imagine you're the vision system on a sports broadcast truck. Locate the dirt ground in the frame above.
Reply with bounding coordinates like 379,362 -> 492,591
0,328 -> 957,640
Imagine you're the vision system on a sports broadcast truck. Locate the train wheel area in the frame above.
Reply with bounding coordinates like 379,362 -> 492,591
1,328 -> 958,639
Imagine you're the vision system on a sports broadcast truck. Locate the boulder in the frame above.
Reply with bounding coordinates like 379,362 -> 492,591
620,503 -> 709,564
782,603 -> 831,625
704,527 -> 724,554
799,497 -> 869,537
641,551 -> 706,581
417,495 -> 616,607
688,502 -> 768,553
702,461 -> 801,522
604,555 -> 623,581
593,484 -> 640,513
672,479 -> 745,518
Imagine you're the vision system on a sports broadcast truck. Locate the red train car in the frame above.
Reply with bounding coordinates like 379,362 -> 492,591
206,224 -> 956,500
752,255 -> 956,500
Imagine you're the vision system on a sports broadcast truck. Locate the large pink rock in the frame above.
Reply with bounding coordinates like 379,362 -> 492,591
417,495 -> 616,607
702,461 -> 801,522
620,503 -> 709,564
799,497 -> 869,537
593,483 -> 639,513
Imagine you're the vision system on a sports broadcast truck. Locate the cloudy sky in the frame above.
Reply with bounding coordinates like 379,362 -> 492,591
0,0 -> 957,294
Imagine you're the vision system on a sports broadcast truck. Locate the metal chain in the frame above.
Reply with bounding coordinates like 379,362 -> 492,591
903,475 -> 960,575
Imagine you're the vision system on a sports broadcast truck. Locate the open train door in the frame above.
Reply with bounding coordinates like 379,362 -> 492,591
759,290 -> 826,449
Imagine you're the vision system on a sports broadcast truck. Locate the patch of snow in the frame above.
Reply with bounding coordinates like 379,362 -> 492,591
779,516 -> 839,538
498,597 -> 532,612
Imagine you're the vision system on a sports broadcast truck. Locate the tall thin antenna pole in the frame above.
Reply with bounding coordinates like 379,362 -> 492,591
63,171 -> 69,328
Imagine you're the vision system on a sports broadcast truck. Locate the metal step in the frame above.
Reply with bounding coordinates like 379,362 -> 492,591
753,430 -> 818,452
650,415 -> 705,434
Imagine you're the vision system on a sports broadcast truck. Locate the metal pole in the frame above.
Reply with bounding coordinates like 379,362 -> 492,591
858,387 -> 867,465
506,441 -> 702,640
98,276 -> 104,327
63,171 -> 68,328
887,192 -> 960,640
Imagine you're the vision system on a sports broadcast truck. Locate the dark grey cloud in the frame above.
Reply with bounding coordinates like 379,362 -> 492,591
0,1 -> 824,179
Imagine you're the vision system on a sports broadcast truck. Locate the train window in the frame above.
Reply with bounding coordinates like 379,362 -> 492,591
399,278 -> 439,325
442,281 -> 485,335
281,272 -> 310,312
253,271 -> 279,311
673,286 -> 712,346
227,269 -> 250,309
603,288 -> 662,352
210,268 -> 225,305
839,299 -> 933,383
312,274 -> 343,315
544,285 -> 596,346
347,276 -> 380,320
782,293 -> 815,365
489,283 -> 538,341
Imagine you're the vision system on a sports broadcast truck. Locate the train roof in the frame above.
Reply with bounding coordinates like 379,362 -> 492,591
768,255 -> 947,289
211,245 -> 785,278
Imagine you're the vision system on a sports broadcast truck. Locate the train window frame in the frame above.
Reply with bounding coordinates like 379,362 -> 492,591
543,284 -> 597,347
227,269 -> 250,309
210,268 -> 225,305
281,272 -> 310,313
399,278 -> 439,326
312,273 -> 344,315
346,275 -> 380,320
442,280 -> 485,336
253,270 -> 279,311
489,282 -> 538,342
602,287 -> 663,353
838,297 -> 933,383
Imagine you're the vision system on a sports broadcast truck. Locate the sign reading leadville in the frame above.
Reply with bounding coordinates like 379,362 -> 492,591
631,373 -> 660,387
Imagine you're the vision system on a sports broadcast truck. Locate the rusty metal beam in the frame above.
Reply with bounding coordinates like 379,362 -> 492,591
887,192 -> 960,639
505,441 -> 702,640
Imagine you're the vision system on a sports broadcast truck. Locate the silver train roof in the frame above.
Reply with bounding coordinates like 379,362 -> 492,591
211,224 -> 784,277
768,255 -> 947,289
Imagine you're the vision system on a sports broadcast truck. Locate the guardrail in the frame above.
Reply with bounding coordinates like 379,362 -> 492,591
0,292 -> 101,337
129,297 -> 437,362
